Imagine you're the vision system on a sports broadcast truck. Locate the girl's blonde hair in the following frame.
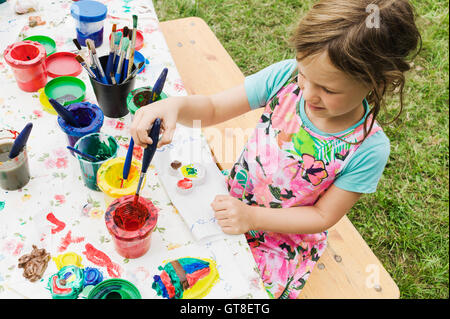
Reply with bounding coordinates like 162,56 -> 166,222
290,0 -> 422,142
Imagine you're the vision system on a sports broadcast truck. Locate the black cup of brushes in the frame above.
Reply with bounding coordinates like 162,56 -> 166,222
89,55 -> 137,118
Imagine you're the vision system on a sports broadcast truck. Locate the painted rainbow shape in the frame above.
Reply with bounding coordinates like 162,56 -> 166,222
152,257 -> 219,299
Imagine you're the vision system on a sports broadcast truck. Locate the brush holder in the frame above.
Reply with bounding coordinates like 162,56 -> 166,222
90,56 -> 137,118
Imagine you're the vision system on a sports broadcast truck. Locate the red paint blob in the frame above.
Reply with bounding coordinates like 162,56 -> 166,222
177,178 -> 193,189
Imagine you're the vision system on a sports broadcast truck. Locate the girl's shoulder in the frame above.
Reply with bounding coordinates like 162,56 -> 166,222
335,129 -> 390,194
245,59 -> 298,110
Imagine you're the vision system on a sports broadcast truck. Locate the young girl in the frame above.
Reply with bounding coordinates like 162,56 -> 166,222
131,0 -> 421,298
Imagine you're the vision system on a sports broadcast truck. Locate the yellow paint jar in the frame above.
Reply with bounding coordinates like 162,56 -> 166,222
97,157 -> 144,206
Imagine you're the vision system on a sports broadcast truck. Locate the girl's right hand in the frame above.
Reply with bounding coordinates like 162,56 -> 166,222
129,97 -> 181,148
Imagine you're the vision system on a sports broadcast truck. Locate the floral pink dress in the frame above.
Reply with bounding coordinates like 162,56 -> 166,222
226,74 -> 382,298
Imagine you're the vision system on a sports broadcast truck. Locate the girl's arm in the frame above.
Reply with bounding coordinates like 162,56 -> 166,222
130,84 -> 250,148
212,185 -> 362,234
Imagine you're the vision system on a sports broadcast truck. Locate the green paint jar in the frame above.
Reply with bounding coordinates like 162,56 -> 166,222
126,86 -> 168,118
73,132 -> 119,191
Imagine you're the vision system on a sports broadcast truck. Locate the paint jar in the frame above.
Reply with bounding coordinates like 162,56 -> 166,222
89,56 -> 137,118
70,0 -> 107,47
74,132 -> 119,191
3,40 -> 47,92
57,101 -> 104,156
0,129 -> 31,191
97,157 -> 144,206
105,195 -> 158,259
126,86 -> 168,119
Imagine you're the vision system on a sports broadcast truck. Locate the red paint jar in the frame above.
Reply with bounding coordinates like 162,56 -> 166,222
105,195 -> 158,259
3,40 -> 47,92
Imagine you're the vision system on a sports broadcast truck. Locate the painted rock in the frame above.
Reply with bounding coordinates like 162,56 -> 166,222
47,265 -> 84,299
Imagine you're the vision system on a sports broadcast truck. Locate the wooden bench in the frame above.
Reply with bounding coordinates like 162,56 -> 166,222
159,17 -> 400,299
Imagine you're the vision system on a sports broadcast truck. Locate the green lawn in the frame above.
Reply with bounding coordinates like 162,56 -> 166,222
153,0 -> 449,299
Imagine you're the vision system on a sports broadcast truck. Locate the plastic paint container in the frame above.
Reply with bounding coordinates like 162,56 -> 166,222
0,129 -> 31,191
44,76 -> 86,106
74,132 -> 119,191
57,101 -> 104,153
97,157 -> 144,206
105,195 -> 158,259
70,0 -> 107,48
126,86 -> 168,118
133,51 -> 146,74
88,279 -> 141,299
3,40 -> 47,92
89,55 -> 137,118
109,29 -> 144,51
23,35 -> 56,56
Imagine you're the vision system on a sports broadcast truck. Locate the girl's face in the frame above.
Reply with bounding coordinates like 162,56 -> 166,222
297,51 -> 371,126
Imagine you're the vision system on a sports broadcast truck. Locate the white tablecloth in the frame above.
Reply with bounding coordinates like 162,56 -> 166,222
0,0 -> 268,299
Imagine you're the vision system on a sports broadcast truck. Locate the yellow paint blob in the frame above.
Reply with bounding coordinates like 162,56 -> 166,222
53,252 -> 83,270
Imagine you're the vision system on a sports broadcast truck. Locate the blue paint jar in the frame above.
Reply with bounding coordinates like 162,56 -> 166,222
70,0 -> 107,48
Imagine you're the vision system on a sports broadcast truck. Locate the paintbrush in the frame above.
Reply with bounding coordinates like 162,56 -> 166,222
75,55 -> 97,79
66,146 -> 98,162
114,27 -> 129,72
134,118 -> 161,205
86,39 -> 108,85
127,15 -> 138,77
110,72 -> 116,85
123,61 -> 144,83
72,38 -> 89,66
112,30 -> 122,71
48,98 -> 81,127
105,23 -> 117,85
121,32 -> 133,83
8,123 -> 33,159
150,68 -> 169,102
121,137 -> 134,188
114,37 -> 129,85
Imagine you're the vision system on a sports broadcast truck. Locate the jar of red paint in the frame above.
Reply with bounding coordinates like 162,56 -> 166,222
3,40 -> 47,92
105,195 -> 159,259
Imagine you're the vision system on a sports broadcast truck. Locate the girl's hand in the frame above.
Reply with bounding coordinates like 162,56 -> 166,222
130,97 -> 181,148
211,194 -> 255,235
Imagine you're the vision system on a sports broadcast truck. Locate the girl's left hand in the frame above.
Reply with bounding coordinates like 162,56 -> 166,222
210,194 -> 255,235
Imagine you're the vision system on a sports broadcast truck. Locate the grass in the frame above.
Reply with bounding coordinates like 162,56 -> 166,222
153,0 -> 449,299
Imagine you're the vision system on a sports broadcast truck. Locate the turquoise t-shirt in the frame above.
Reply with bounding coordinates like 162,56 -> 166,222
244,59 -> 390,194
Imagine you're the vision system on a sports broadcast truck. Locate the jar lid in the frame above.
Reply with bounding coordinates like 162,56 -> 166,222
71,0 -> 107,22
